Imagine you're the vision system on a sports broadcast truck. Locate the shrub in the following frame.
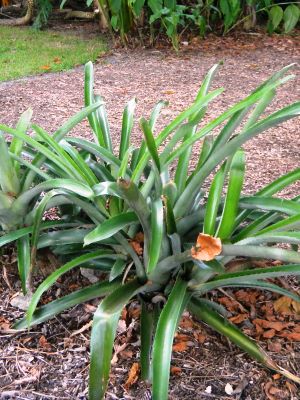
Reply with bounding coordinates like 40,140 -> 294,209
0,61 -> 299,399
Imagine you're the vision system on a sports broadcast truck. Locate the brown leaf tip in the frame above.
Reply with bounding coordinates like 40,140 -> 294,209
191,233 -> 222,261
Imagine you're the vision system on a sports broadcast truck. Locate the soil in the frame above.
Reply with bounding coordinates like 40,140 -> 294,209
0,25 -> 300,400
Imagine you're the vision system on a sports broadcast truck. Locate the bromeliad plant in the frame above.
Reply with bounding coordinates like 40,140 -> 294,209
0,61 -> 300,399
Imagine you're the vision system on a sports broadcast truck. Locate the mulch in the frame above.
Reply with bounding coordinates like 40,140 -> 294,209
0,29 -> 300,399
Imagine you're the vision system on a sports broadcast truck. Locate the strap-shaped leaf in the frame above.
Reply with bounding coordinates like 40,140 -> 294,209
10,108 -> 33,176
188,298 -> 300,383
26,250 -> 119,325
147,198 -> 164,273
89,280 -> 142,400
175,101 -> 300,218
191,264 -> 300,292
17,234 -> 30,294
0,133 -> 20,195
152,277 -> 190,400
239,196 -> 300,216
140,118 -> 161,172
84,212 -> 139,245
119,98 -> 136,159
204,162 -> 226,235
216,150 -> 245,239
14,279 -> 120,330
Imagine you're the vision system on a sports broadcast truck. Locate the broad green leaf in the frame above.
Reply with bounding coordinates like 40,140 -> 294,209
204,162 -> 226,235
17,235 -> 30,294
84,212 -> 138,245
269,5 -> 283,31
26,250 -> 119,325
188,298 -> 300,383
0,133 -> 20,195
152,277 -> 190,400
109,258 -> 126,281
283,4 -> 300,33
239,196 -> 300,216
221,244 -> 300,264
217,150 -> 245,239
192,264 -> 300,292
147,198 -> 164,273
14,280 -> 119,329
119,98 -> 136,159
89,280 -> 142,400
10,108 -> 33,176
140,118 -> 161,172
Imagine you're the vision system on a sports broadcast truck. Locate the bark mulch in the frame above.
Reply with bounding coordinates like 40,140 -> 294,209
0,31 -> 300,400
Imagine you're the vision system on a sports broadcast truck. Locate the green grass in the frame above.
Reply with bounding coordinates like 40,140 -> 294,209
0,26 -> 107,82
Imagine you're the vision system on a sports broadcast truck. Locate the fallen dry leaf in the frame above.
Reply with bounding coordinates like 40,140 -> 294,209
274,296 -> 300,316
263,329 -> 276,339
40,65 -> 51,71
172,341 -> 188,352
0,316 -> 10,331
229,313 -> 249,324
124,362 -> 140,390
191,234 -> 222,261
38,335 -> 52,351
129,240 -> 143,256
268,341 -> 282,353
175,333 -> 190,342
171,366 -> 181,375
179,316 -> 194,329
53,57 -> 62,64
264,381 -> 288,400
278,331 -> 300,341
253,319 -> 292,332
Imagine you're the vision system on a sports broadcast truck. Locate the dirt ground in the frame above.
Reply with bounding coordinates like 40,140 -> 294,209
0,27 -> 300,400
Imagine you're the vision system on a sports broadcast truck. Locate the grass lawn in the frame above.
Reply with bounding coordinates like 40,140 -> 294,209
0,26 -> 107,82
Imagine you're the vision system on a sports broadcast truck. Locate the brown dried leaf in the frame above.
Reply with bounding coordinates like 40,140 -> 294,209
40,65 -> 51,71
279,331 -> 300,341
171,366 -> 182,375
38,335 -> 52,351
124,362 -> 140,390
179,316 -> 194,329
129,240 -> 143,256
268,341 -> 282,353
172,341 -> 188,352
253,319 -> 291,332
229,313 -> 249,324
274,296 -> 300,316
264,381 -> 288,400
263,329 -> 276,339
191,233 -> 222,261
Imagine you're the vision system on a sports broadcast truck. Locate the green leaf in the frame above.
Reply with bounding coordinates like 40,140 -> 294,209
269,5 -> 284,31
174,100 -> 300,218
140,301 -> 154,381
17,235 -> 30,294
140,118 -> 161,172
192,264 -> 300,292
84,212 -> 139,245
0,133 -> 20,195
188,297 -> 300,384
10,108 -> 33,176
84,61 -> 106,147
239,196 -> 300,216
152,277 -> 190,400
204,162 -> 226,235
217,150 -> 245,239
147,198 -> 164,273
283,4 -> 300,33
89,280 -> 142,400
109,258 -> 126,281
14,280 -> 119,329
119,98 -> 136,160
0,221 -> 79,247
26,250 -> 118,325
